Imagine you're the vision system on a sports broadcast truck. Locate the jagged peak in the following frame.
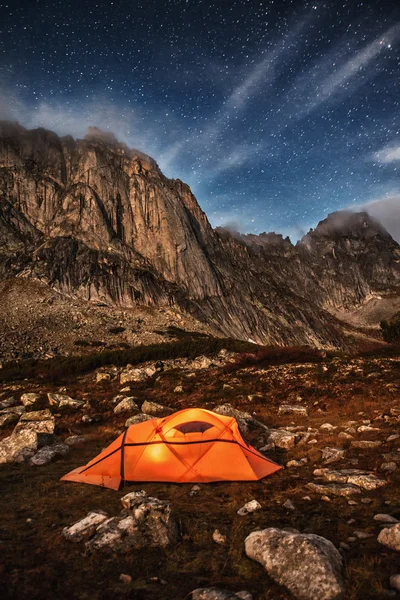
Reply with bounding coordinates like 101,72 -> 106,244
299,210 -> 394,246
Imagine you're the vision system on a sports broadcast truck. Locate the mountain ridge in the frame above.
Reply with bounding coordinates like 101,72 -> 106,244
1,121 -> 399,351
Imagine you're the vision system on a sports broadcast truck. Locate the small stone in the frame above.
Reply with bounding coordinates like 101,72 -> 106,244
361,498 -> 373,504
212,529 -> 227,545
189,485 -> 201,497
119,574 -> 132,585
339,542 -> 350,551
321,495 -> 331,502
374,514 -> 399,524
174,385 -> 183,393
353,530 -> 373,540
348,500 -> 358,505
96,372 -> 112,383
237,500 -> 261,515
286,459 -> 304,468
337,432 -> 354,441
387,434 -> 400,442
30,443 -> 70,466
283,499 -> 295,511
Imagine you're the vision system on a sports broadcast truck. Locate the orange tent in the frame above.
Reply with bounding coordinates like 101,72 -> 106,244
61,408 -> 281,490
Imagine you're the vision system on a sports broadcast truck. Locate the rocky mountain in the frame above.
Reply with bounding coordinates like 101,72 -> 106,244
1,121 -> 400,352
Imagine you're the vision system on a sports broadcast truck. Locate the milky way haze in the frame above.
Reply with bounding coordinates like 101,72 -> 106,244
1,0 -> 399,239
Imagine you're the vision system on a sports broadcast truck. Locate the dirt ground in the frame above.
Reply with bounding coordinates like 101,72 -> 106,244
1,346 -> 400,599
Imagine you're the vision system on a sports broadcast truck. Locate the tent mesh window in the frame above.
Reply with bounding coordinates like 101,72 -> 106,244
174,421 -> 214,434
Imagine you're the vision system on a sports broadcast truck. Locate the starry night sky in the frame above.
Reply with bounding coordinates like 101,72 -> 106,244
1,0 -> 400,240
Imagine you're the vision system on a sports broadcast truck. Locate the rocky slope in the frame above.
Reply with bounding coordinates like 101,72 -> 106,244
1,121 -> 399,351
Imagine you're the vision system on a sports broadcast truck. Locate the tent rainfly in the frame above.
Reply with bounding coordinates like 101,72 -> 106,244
61,407 -> 281,489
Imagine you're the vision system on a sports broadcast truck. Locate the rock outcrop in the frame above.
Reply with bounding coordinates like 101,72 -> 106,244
1,122 -> 399,348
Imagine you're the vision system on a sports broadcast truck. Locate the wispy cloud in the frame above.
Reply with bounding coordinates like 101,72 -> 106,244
373,143 -> 400,164
283,22 -> 400,123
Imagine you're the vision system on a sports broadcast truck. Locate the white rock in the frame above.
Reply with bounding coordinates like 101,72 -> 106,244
283,499 -> 295,511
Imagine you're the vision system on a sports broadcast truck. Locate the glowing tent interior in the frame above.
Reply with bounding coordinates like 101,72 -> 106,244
61,407 -> 281,489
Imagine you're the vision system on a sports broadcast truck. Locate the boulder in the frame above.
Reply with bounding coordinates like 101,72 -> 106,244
29,443 -> 70,466
213,404 -> 257,434
321,447 -> 345,465
141,400 -> 173,417
48,393 -> 84,411
351,440 -> 382,449
125,413 -> 153,427
191,589 -> 252,600
14,409 -> 55,435
306,482 -> 361,497
62,511 -> 109,542
245,528 -> 344,600
20,393 -> 41,409
0,405 -> 25,416
0,429 -> 51,464
267,429 -> 297,450
313,469 -> 387,491
113,398 -> 139,415
120,367 -> 152,385
86,497 -> 179,552
378,524 -> 400,551
64,435 -> 87,446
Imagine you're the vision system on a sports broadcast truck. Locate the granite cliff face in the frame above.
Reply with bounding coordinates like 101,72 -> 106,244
1,122 -> 399,349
